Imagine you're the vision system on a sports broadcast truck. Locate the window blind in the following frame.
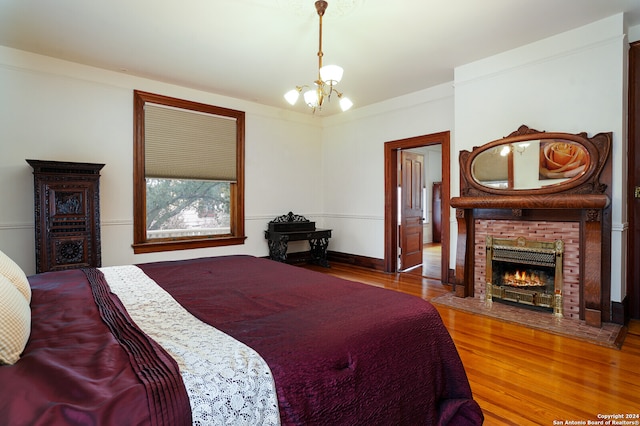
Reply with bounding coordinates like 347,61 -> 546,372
144,103 -> 237,181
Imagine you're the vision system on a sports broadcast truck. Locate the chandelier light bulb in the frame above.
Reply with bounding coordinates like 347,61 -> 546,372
304,89 -> 319,108
320,64 -> 343,85
284,89 -> 300,105
339,96 -> 353,111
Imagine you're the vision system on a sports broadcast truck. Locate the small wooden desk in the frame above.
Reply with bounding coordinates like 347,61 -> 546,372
264,212 -> 332,267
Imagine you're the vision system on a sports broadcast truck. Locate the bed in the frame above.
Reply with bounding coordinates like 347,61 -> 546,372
0,252 -> 483,425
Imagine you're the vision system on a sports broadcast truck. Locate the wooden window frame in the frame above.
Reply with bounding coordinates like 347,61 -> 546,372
132,90 -> 246,254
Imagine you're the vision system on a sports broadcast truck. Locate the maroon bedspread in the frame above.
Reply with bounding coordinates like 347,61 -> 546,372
138,255 -> 483,425
0,269 -> 190,426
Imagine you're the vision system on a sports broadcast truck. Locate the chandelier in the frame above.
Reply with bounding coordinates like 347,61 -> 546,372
284,0 -> 353,113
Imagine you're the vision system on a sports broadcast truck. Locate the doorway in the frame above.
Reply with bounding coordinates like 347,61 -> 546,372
398,150 -> 426,272
398,148 -> 443,279
628,41 -> 640,319
384,132 -> 451,283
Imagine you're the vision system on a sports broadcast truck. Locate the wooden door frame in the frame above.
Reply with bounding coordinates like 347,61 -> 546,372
384,131 -> 451,281
628,41 -> 640,319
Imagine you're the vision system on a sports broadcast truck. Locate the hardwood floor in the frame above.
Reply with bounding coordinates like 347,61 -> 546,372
402,243 -> 441,279
304,262 -> 640,425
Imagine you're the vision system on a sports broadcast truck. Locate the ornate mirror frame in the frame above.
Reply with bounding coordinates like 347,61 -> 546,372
460,125 -> 611,197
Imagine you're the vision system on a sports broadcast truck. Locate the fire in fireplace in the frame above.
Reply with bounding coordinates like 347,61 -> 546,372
485,236 -> 563,316
502,269 -> 545,287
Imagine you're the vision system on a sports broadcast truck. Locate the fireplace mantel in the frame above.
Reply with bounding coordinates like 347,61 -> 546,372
450,194 -> 609,210
450,126 -> 612,327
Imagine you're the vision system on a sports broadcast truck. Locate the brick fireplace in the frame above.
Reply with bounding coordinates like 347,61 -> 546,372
450,125 -> 612,327
475,220 -> 580,319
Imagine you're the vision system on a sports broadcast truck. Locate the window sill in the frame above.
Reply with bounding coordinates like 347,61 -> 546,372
132,235 -> 247,254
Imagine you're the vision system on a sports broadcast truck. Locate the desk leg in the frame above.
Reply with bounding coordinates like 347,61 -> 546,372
309,237 -> 330,267
268,239 -> 288,263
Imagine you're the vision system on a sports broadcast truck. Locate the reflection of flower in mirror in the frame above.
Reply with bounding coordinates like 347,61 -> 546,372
539,140 -> 587,179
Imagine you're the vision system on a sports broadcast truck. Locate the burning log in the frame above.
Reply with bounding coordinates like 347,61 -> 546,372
503,270 -> 545,287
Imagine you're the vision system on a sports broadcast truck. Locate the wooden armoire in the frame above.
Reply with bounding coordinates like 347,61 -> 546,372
27,160 -> 105,273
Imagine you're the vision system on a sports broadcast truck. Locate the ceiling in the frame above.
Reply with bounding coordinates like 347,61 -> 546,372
2,0 -> 640,115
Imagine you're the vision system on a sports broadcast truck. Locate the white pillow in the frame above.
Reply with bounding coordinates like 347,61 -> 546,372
0,249 -> 31,303
0,274 -> 31,365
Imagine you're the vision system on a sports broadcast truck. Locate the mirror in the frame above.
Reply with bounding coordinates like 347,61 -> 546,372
472,139 -> 589,190
457,125 -> 611,198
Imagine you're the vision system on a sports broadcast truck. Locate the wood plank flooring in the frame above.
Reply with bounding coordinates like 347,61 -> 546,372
400,242 -> 442,279
303,262 -> 640,425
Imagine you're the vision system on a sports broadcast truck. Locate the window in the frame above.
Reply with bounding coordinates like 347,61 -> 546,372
133,90 -> 245,253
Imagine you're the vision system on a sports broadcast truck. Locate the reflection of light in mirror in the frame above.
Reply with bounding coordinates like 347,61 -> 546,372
473,138 -> 590,190
514,140 -> 540,188
516,142 -> 529,153
484,181 -> 509,189
501,142 -> 530,156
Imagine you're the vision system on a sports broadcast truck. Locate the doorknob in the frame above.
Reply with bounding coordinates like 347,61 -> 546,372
636,186 -> 640,198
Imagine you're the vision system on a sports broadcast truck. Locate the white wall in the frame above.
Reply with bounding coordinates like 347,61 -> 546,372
317,13 -> 633,310
0,12 -> 635,308
0,47 -> 324,274
453,14 -> 629,303
320,84 -> 454,259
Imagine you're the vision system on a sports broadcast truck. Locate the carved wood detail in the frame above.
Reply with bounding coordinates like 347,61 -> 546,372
450,126 -> 612,326
27,159 -> 104,273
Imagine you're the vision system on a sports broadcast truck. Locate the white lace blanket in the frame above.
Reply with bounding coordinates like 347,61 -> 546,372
100,265 -> 281,426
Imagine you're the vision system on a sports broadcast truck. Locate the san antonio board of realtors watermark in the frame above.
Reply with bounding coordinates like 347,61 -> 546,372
554,413 -> 640,425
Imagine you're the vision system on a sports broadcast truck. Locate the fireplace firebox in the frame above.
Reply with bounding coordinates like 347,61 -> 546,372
485,236 -> 563,317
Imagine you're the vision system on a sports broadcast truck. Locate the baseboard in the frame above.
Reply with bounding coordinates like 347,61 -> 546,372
262,250 -> 385,272
447,268 -> 455,285
281,251 -> 314,265
327,251 -> 385,271
611,296 -> 628,325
